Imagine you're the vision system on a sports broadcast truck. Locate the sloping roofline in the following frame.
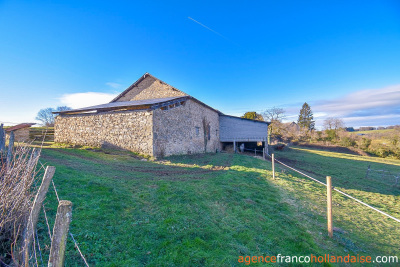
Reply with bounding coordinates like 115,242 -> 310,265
54,96 -> 189,114
54,96 -> 223,115
5,123 -> 36,132
219,114 -> 270,125
110,72 -> 188,103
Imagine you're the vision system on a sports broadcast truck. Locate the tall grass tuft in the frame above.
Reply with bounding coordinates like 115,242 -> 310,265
0,144 -> 41,265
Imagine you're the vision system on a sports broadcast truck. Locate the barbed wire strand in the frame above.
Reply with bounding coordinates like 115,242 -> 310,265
38,159 -> 89,265
35,228 -> 44,267
69,232 -> 90,267
42,204 -> 52,240
32,220 -> 39,267
51,175 -> 90,266
267,153 -> 400,223
52,180 -> 60,203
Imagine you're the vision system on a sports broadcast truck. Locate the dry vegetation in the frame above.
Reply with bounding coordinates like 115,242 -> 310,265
0,144 -> 41,265
271,122 -> 400,159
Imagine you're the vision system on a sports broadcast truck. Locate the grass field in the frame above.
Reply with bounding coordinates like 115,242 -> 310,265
353,129 -> 395,135
35,147 -> 400,266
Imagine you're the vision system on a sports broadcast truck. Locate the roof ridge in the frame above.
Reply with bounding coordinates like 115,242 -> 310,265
110,73 -> 188,103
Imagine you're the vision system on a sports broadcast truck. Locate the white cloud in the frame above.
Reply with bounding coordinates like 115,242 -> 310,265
106,82 -> 122,89
313,85 -> 400,117
282,84 -> 400,128
59,92 -> 118,109
310,84 -> 400,127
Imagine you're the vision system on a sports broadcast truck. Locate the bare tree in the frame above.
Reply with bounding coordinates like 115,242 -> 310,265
262,107 -> 286,144
56,106 -> 72,112
36,106 -> 72,126
323,117 -> 344,130
262,107 -> 286,123
36,108 -> 55,126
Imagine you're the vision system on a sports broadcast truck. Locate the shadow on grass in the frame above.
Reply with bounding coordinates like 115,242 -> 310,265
272,147 -> 400,197
38,148 -> 352,266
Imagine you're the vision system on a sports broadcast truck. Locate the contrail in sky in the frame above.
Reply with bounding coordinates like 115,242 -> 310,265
188,17 -> 231,41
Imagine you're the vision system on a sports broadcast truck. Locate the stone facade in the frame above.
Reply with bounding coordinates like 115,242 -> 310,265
54,73 -> 224,158
153,99 -> 220,157
6,128 -> 30,142
54,100 -> 220,158
115,76 -> 187,102
55,111 -> 154,155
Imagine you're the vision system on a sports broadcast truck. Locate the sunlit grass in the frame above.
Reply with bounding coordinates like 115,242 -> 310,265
34,147 -> 400,265
272,146 -> 400,258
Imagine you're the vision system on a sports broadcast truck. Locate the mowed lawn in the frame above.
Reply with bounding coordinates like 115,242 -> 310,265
36,147 -> 400,266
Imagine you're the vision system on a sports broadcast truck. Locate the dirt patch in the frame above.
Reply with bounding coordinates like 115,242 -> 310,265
41,150 -> 224,181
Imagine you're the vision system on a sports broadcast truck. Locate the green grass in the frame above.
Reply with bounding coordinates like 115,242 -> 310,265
35,147 -> 400,266
272,147 -> 400,258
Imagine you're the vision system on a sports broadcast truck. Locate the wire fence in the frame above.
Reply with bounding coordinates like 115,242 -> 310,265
267,153 -> 400,224
36,160 -> 90,267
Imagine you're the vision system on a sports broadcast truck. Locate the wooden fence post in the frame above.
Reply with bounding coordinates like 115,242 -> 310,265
6,131 -> 14,169
272,153 -> 275,179
48,200 -> 72,267
0,123 -> 5,152
327,176 -> 333,238
22,166 -> 56,266
365,165 -> 370,179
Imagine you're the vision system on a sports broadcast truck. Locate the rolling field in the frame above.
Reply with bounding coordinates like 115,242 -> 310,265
35,147 -> 400,265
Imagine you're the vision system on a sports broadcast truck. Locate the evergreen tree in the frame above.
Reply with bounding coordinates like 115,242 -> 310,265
297,102 -> 315,130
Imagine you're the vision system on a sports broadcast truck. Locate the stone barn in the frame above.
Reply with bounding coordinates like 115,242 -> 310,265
54,73 -> 269,157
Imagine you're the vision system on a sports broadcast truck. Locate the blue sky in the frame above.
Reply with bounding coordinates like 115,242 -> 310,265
1,0 -> 399,128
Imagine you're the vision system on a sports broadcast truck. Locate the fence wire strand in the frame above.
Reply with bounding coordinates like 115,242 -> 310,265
69,232 -> 90,267
268,153 -> 400,223
42,204 -> 52,240
50,174 -> 90,266
35,228 -> 44,267
38,159 -> 90,266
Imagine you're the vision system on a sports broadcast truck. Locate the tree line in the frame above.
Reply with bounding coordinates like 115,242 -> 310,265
241,103 -> 400,159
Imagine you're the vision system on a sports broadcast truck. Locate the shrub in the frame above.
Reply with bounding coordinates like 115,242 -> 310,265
340,137 -> 356,147
358,137 -> 372,150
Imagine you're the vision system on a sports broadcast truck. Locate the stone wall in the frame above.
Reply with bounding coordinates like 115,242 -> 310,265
54,110 -> 154,156
153,99 -> 220,157
6,128 -> 30,142
116,76 -> 187,102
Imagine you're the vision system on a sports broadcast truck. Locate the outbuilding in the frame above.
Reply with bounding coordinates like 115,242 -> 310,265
5,123 -> 35,142
54,73 -> 269,157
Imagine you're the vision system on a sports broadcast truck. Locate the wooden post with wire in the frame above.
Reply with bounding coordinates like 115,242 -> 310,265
48,200 -> 72,267
6,131 -> 15,169
272,153 -> 275,179
326,176 -> 333,238
23,166 -> 56,266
